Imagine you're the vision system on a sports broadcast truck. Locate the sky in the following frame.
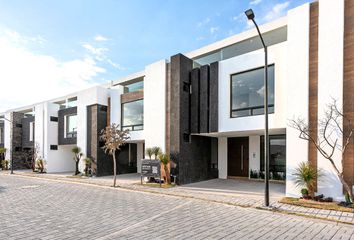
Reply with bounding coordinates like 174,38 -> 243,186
0,0 -> 310,112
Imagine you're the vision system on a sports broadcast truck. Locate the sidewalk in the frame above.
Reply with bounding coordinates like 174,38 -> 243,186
2,170 -> 353,225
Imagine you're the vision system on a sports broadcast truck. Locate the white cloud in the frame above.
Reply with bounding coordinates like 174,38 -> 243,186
94,34 -> 108,42
0,29 -> 105,112
250,0 -> 262,5
210,27 -> 219,34
197,17 -> 211,27
82,43 -> 108,60
196,36 -> 205,41
264,1 -> 290,22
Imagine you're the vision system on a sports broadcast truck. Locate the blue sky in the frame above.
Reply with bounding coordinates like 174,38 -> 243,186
0,0 -> 310,112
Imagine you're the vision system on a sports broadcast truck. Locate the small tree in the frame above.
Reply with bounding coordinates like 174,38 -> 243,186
158,153 -> 170,184
290,99 -> 354,201
71,146 -> 83,175
293,162 -> 320,198
152,146 -> 161,160
100,123 -> 130,187
145,148 -> 153,159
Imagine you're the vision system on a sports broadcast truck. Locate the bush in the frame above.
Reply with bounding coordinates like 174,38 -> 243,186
293,162 -> 320,198
1,159 -> 9,170
301,188 -> 308,196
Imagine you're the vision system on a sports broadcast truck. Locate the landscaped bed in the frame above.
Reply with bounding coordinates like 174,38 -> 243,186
280,197 -> 354,213
135,183 -> 176,189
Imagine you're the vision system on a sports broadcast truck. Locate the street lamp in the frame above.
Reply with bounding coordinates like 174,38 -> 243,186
245,8 -> 270,207
0,116 -> 14,174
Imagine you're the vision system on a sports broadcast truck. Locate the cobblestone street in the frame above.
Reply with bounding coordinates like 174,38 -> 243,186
0,175 -> 353,240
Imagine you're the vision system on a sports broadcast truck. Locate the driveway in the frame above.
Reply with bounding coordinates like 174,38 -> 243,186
0,174 -> 353,240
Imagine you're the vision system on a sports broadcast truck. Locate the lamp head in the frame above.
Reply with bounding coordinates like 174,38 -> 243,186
245,9 -> 255,20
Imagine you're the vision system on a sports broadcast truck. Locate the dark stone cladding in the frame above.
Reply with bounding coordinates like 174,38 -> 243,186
58,107 -> 77,145
0,121 -> 4,148
10,112 -> 31,169
21,116 -> 35,149
190,68 -> 200,133
209,62 -> 219,133
169,54 -> 217,185
87,104 -> 137,176
86,104 -> 112,176
199,65 -> 210,133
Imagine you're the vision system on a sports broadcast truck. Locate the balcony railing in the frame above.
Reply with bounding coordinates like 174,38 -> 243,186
231,104 -> 274,118
122,124 -> 143,131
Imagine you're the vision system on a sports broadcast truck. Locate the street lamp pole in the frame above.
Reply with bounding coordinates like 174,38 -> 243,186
0,116 -> 14,174
245,9 -> 270,207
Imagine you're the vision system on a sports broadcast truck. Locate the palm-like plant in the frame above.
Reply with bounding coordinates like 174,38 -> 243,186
293,161 -> 320,198
158,153 -> 170,184
151,146 -> 162,160
145,148 -> 153,159
100,123 -> 130,187
71,146 -> 83,175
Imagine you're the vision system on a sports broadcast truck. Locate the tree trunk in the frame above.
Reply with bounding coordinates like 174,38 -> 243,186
75,160 -> 80,175
113,150 -> 117,187
164,165 -> 170,184
329,158 -> 354,202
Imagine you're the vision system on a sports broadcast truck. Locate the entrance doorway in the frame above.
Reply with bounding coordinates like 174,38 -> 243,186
228,137 -> 249,177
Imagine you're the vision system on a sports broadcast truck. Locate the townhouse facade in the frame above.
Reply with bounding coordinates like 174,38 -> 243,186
1,0 -> 353,200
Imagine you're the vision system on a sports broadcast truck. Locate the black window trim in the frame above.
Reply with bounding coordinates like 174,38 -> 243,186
229,64 -> 275,118
121,99 -> 144,132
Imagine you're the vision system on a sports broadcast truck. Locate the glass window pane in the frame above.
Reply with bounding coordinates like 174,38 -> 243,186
260,135 -> 286,173
66,115 -> 77,138
122,100 -> 143,130
124,81 -> 143,93
231,65 -> 274,117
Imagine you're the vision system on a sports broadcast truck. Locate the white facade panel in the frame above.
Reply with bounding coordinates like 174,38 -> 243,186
218,137 -> 227,179
143,60 -> 166,151
317,0 -> 344,201
285,3 -> 310,198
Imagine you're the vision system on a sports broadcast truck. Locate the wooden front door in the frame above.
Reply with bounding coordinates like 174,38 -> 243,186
228,137 -> 249,177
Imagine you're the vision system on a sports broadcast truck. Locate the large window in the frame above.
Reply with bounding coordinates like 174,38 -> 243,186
260,135 -> 286,173
122,99 -> 143,131
231,65 -> 275,118
0,126 -> 3,144
123,81 -> 143,93
65,114 -> 77,138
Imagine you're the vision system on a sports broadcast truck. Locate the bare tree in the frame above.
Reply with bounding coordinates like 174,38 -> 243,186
71,146 -> 83,175
100,123 -> 130,187
289,99 -> 354,201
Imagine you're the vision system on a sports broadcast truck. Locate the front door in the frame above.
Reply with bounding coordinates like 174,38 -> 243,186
228,137 -> 249,177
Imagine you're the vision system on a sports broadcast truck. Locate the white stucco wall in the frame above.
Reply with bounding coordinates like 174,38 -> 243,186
4,112 -> 12,160
285,3 -> 310,198
218,42 -> 287,133
144,60 -> 167,151
77,86 -> 109,158
317,0 -> 344,201
218,137 -> 227,179
249,136 -> 261,175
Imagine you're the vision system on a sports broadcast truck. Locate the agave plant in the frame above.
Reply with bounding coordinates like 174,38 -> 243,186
293,161 -> 320,198
158,152 -> 170,184
151,146 -> 162,160
145,148 -> 153,159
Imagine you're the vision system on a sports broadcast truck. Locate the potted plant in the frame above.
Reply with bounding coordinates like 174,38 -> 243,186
301,188 -> 309,199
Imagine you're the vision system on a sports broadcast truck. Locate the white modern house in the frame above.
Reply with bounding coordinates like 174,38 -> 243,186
1,0 -> 353,201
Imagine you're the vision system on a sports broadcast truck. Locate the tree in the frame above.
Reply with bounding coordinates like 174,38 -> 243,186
158,153 -> 171,184
71,146 -> 83,175
145,147 -> 153,159
290,99 -> 354,201
100,123 -> 130,187
151,146 -> 161,160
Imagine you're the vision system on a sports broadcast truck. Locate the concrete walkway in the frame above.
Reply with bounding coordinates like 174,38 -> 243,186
2,170 -> 353,225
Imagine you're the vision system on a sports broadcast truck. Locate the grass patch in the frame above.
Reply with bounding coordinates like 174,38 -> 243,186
280,197 -> 354,213
136,183 -> 176,189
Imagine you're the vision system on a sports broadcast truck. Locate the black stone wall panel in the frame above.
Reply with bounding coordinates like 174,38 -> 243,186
199,65 -> 210,133
21,116 -> 35,148
209,62 -> 219,133
0,122 -> 4,148
190,68 -> 200,134
58,107 -> 77,145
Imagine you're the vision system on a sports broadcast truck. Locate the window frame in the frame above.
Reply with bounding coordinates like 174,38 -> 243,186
121,99 -> 144,131
65,114 -> 77,138
230,64 -> 275,118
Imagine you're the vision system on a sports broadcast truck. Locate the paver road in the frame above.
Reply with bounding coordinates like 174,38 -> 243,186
0,175 -> 353,240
